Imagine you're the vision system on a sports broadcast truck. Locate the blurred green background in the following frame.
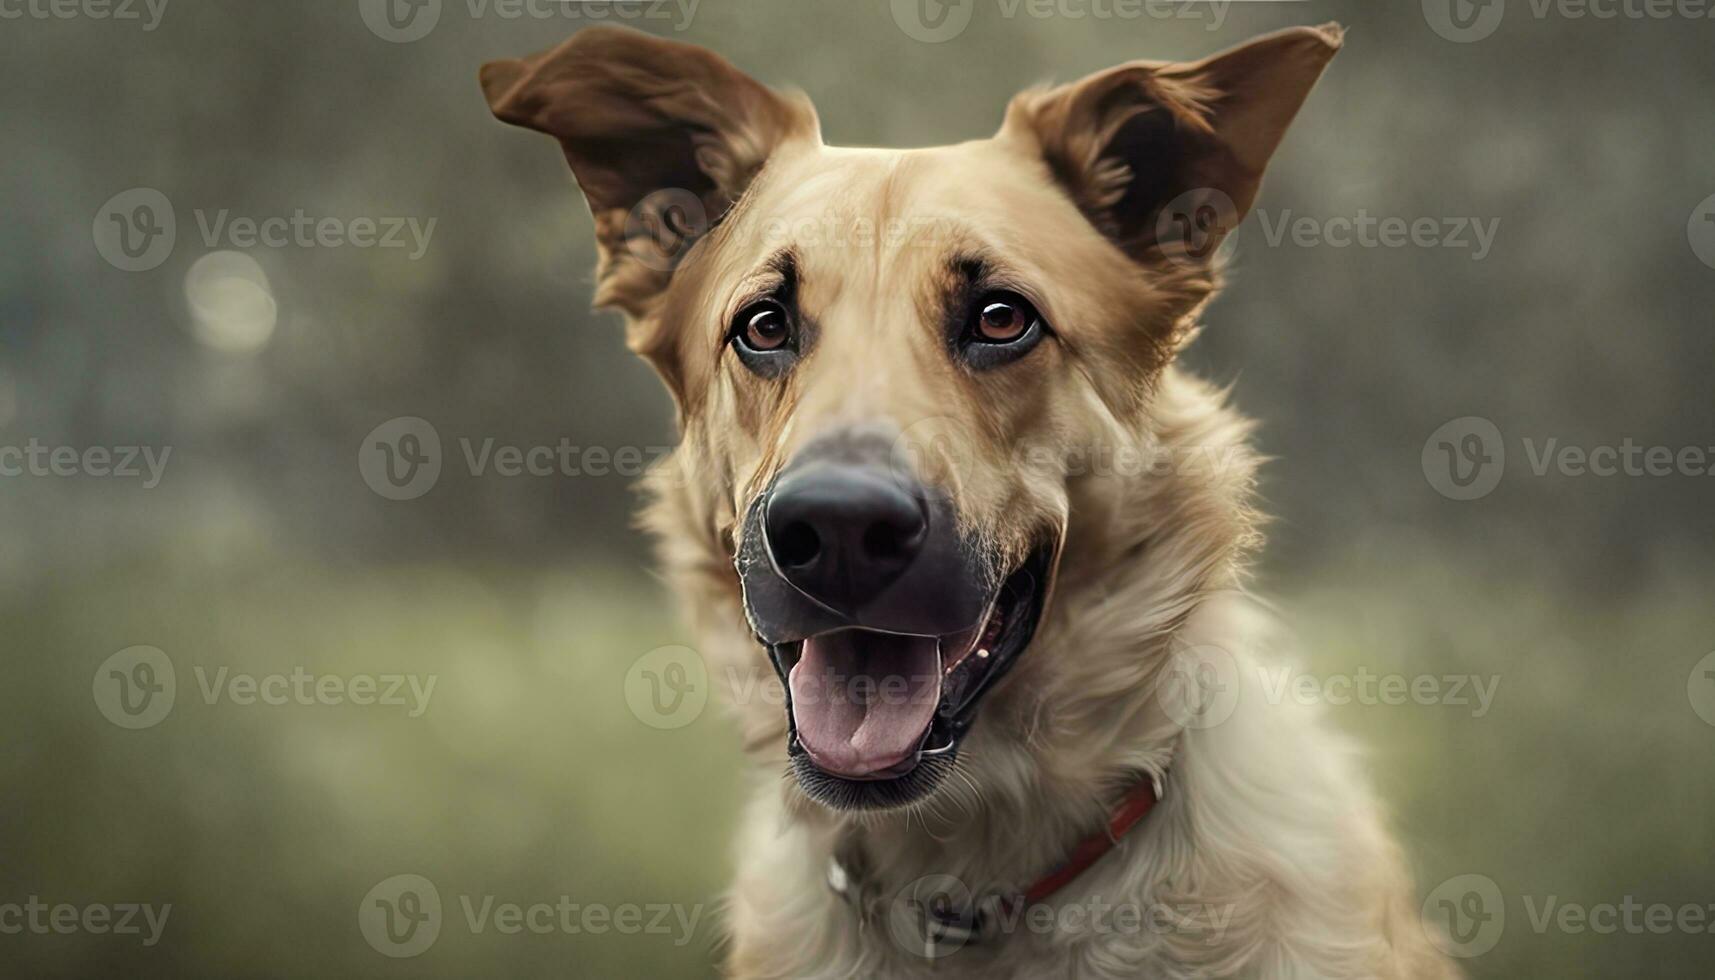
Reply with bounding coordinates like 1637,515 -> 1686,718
3,0 -> 1713,976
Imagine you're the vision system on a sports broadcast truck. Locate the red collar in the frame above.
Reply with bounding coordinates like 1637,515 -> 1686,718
1009,773 -> 1163,910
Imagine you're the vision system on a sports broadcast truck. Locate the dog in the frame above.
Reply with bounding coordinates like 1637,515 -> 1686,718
481,23 -> 1459,979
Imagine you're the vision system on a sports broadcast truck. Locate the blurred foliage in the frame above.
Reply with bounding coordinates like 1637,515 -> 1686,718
1,563 -> 743,978
3,553 -> 1711,977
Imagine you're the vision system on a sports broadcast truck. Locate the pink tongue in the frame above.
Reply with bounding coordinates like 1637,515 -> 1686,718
788,631 -> 942,778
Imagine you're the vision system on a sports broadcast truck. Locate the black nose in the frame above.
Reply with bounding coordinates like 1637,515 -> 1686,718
764,463 -> 929,613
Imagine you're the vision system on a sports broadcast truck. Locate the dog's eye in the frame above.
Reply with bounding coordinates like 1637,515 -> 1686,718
729,299 -> 798,375
737,302 -> 791,352
973,296 -> 1033,343
958,290 -> 1047,369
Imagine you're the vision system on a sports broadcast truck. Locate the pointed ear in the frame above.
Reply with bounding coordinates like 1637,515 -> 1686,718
1000,23 -> 1342,264
480,26 -> 819,315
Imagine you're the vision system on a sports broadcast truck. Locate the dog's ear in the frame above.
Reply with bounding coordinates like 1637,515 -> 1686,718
480,27 -> 819,316
1000,23 -> 1341,265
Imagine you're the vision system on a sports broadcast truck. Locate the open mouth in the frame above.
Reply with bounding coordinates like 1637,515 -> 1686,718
768,544 -> 1054,811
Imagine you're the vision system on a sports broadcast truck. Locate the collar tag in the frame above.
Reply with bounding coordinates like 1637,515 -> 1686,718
882,872 -> 985,958
900,884 -> 982,959
920,908 -> 978,959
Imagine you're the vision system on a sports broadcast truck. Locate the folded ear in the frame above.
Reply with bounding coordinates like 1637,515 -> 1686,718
1000,23 -> 1342,265
480,26 -> 819,316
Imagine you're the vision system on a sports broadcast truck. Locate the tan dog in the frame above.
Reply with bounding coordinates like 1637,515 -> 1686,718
481,24 -> 1459,979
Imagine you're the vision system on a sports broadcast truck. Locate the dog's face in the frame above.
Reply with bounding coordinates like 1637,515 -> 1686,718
483,25 -> 1339,811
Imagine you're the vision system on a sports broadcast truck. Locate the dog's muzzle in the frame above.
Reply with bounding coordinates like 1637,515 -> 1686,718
735,428 -> 1053,811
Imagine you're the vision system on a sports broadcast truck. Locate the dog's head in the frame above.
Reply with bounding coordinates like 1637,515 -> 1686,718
482,25 -> 1339,811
